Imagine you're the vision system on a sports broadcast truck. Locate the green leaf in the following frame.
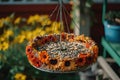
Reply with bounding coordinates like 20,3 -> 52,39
19,66 -> 25,71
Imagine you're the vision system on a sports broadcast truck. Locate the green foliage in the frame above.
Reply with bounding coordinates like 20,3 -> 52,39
0,14 -> 61,80
105,11 -> 120,25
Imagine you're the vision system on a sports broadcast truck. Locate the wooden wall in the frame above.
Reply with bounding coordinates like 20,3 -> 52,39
0,4 -> 72,18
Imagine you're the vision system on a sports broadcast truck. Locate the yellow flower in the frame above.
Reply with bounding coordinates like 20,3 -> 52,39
0,18 -> 4,28
39,15 -> 48,22
27,16 -> 34,25
54,30 -> 60,34
14,35 -> 25,44
46,20 -> 52,25
41,19 -> 51,26
19,35 -> 25,43
14,73 -> 26,80
5,30 -> 14,37
33,28 -> 45,36
0,37 -> 5,42
51,22 -> 61,31
34,14 -> 40,22
0,44 -> 2,50
25,31 -> 33,40
14,17 -> 21,24
5,17 -> 11,23
20,30 -> 34,41
53,22 -> 61,28
2,42 -> 9,51
39,30 -> 45,36
45,27 -> 52,33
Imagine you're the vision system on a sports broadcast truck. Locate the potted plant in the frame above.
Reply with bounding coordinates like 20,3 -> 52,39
104,11 -> 120,43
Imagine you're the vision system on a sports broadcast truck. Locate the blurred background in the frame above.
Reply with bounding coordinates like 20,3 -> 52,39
0,0 -> 120,80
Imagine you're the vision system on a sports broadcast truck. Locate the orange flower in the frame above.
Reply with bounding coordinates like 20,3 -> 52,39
34,36 -> 45,46
75,35 -> 85,42
31,42 -> 38,49
85,43 -> 90,48
43,36 -> 49,43
26,45 -> 33,55
93,45 -> 99,54
67,33 -> 74,40
31,57 -> 42,67
61,32 -> 67,41
35,37 -> 48,46
61,58 -> 77,71
35,36 -> 42,41
39,38 -> 46,46
35,40 -> 41,46
77,53 -> 87,67
79,35 -> 85,41
90,45 -> 98,62
48,34 -> 57,42
27,53 -> 35,61
54,34 -> 60,41
46,57 -> 60,70
68,39 -> 74,42
86,53 -> 93,65
39,50 -> 49,63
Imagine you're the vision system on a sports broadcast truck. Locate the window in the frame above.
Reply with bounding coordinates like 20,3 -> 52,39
0,0 -> 70,4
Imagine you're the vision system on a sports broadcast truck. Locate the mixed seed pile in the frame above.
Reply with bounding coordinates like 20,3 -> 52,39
46,41 -> 93,59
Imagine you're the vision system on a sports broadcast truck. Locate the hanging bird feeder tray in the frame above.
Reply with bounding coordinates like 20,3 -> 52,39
25,0 -> 98,73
